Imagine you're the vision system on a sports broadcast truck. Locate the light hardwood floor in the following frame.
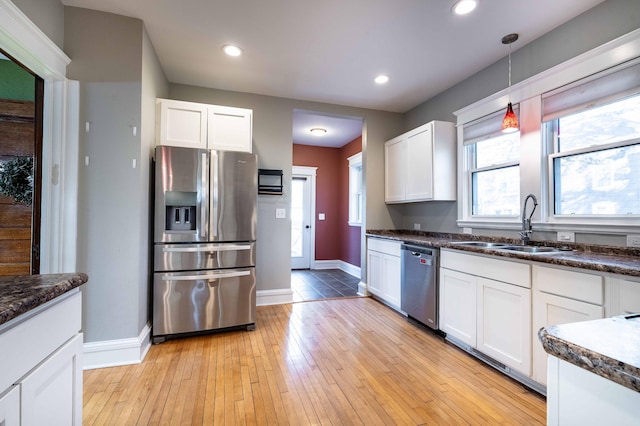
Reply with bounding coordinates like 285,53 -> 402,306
83,297 -> 546,425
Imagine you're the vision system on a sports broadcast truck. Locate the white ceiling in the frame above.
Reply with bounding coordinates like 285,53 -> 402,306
60,0 -> 606,146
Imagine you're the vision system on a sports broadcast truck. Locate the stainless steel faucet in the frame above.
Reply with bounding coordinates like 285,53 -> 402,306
519,194 -> 538,245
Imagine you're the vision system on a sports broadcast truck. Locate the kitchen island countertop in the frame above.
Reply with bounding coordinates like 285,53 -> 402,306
539,316 -> 640,393
0,273 -> 88,327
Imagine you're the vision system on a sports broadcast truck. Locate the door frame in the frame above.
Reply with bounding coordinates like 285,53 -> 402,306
291,166 -> 316,269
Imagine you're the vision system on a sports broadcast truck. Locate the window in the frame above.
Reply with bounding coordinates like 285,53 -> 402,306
463,108 -> 521,217
348,152 -> 363,226
544,61 -> 640,216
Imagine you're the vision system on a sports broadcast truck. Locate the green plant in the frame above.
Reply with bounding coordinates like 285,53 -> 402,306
0,156 -> 33,205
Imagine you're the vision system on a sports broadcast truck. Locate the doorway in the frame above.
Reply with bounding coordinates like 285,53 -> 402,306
0,49 -> 43,275
291,166 -> 316,269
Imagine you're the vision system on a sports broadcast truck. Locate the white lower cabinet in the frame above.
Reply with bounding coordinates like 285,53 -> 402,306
531,265 -> 604,385
477,277 -> 531,375
0,290 -> 83,426
0,385 -> 20,426
439,268 -> 477,347
21,334 -> 83,426
366,238 -> 401,310
439,250 -> 532,376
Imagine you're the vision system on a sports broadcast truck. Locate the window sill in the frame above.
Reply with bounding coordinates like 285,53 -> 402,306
348,221 -> 362,227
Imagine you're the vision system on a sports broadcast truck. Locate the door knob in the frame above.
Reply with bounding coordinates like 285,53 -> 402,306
305,225 -> 310,229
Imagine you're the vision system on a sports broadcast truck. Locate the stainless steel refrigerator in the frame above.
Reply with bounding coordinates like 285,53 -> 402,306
152,145 -> 257,343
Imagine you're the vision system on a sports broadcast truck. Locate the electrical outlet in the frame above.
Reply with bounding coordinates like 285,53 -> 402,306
318,213 -> 325,220
463,227 -> 472,234
627,235 -> 640,247
557,231 -> 575,243
275,208 -> 286,219
413,223 -> 421,230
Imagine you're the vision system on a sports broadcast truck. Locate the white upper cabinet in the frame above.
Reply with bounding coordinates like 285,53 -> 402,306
384,120 -> 456,203
156,99 -> 253,152
207,105 -> 252,152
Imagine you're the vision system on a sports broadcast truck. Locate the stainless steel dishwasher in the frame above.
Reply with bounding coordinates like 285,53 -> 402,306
401,244 -> 439,330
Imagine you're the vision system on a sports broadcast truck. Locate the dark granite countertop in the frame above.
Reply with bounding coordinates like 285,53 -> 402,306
0,273 -> 88,327
539,316 -> 640,393
366,229 -> 640,278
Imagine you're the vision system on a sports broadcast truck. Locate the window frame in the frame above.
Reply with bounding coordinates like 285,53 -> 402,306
348,152 -> 363,227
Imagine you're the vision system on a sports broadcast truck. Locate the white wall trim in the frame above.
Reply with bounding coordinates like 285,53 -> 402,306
0,0 -> 70,79
83,324 -> 152,370
357,281 -> 368,297
257,289 -> 294,306
313,260 -> 361,278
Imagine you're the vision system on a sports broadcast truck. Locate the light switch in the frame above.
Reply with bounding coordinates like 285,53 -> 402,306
275,208 -> 286,219
319,213 -> 325,220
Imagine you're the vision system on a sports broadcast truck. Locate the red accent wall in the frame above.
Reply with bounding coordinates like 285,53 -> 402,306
292,136 -> 362,267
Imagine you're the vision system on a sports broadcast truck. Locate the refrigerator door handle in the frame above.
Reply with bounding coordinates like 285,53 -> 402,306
211,150 -> 219,238
162,244 -> 252,253
160,270 -> 251,281
200,152 -> 208,239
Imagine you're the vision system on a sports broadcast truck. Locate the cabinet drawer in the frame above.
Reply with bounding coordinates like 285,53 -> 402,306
367,238 -> 401,256
441,250 -> 530,288
533,265 -> 603,305
0,290 -> 81,393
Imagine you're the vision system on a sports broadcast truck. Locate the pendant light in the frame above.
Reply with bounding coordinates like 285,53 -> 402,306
501,33 -> 519,133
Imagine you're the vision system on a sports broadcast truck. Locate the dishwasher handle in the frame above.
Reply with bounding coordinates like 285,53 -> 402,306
401,244 -> 437,258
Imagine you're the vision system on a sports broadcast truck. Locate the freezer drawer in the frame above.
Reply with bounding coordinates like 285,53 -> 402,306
154,242 -> 255,271
153,268 -> 256,340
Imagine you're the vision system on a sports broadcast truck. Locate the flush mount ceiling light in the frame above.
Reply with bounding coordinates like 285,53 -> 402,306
452,0 -> 478,15
222,44 -> 243,57
501,33 -> 519,133
374,75 -> 389,85
310,127 -> 327,136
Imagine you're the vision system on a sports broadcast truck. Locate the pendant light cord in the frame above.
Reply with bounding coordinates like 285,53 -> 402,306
508,43 -> 512,101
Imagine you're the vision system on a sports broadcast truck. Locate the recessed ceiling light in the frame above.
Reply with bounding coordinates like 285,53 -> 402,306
374,75 -> 389,84
222,44 -> 243,57
452,0 -> 478,15
310,128 -> 327,136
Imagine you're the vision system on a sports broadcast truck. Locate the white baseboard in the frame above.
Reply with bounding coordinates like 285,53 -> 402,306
358,281 -> 368,296
313,260 -> 361,278
257,289 -> 293,306
83,323 -> 151,370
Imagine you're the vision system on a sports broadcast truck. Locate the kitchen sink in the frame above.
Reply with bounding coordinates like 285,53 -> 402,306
451,241 -> 509,248
498,245 -> 565,254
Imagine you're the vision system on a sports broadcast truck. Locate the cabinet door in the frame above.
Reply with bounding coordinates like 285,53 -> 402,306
208,106 -> 252,152
382,254 -> 401,309
405,125 -> 433,201
439,268 -> 477,347
0,385 -> 19,426
21,334 -> 83,426
532,291 -> 603,385
367,249 -> 383,296
157,99 -> 208,148
477,278 -> 531,375
384,137 -> 406,203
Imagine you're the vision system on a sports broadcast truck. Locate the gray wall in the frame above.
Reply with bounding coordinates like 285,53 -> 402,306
169,83 -> 403,292
65,7 -> 168,342
397,0 -> 640,246
10,0 -> 64,49
140,28 -> 169,333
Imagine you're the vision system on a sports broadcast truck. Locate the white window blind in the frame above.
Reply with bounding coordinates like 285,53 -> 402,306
542,59 -> 640,121
462,104 -> 520,145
